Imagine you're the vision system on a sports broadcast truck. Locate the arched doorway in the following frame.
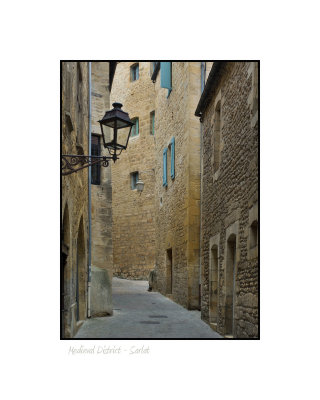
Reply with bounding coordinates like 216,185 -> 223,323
76,216 -> 86,321
62,203 -> 70,338
209,245 -> 218,325
225,234 -> 236,335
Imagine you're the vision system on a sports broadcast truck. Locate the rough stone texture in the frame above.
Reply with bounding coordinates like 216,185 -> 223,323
200,62 -> 259,338
153,62 -> 201,310
110,62 -> 156,280
90,266 -> 113,317
62,61 -> 89,338
90,62 -> 113,307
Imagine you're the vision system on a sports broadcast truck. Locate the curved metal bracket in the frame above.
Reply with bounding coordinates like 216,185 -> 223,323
62,154 -> 115,176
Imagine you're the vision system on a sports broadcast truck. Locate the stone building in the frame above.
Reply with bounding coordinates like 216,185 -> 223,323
90,61 -> 117,316
152,62 -> 202,310
110,62 -> 156,280
195,61 -> 259,338
62,61 -> 90,338
62,61 -> 117,337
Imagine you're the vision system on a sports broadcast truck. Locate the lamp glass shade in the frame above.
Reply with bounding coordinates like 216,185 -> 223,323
98,103 -> 134,151
136,179 -> 144,192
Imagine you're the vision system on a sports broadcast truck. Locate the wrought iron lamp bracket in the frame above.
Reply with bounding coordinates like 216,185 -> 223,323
62,154 -> 116,176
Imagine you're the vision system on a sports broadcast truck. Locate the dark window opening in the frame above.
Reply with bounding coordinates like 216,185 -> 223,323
91,135 -> 101,185
130,63 -> 139,81
130,171 -> 139,189
250,220 -> 258,249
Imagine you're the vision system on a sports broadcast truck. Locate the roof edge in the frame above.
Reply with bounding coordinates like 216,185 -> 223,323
195,61 -> 225,118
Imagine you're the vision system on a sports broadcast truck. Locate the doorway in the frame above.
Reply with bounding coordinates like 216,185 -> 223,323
166,248 -> 173,295
209,245 -> 218,325
225,235 -> 236,335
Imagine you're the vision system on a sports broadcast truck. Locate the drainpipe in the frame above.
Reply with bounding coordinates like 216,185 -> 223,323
88,61 -> 92,318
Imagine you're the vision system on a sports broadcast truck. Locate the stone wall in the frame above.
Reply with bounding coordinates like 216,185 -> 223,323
62,61 -> 89,338
110,62 -> 156,280
153,62 -> 201,309
90,63 -> 113,276
200,62 -> 259,338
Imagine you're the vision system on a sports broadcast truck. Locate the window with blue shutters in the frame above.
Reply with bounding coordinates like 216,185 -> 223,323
163,148 -> 168,186
160,62 -> 172,97
130,118 -> 139,137
130,63 -> 139,81
170,137 -> 175,179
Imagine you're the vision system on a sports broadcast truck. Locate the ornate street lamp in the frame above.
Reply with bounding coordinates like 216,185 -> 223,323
62,103 -> 134,176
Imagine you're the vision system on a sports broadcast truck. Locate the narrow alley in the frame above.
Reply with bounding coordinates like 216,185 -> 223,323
75,278 -> 221,339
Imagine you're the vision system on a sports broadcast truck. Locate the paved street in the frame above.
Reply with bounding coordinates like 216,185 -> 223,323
75,277 -> 222,339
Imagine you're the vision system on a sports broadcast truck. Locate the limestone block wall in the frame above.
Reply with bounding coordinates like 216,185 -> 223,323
153,62 -> 201,309
200,62 -> 259,338
110,62 -> 156,280
90,62 -> 113,279
62,61 -> 89,338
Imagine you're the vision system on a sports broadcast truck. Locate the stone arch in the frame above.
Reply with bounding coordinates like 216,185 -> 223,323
225,233 -> 236,335
209,244 -> 219,325
62,202 -> 71,337
76,215 -> 87,321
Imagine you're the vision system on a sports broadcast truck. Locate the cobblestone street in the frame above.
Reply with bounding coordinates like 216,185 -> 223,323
75,278 -> 221,339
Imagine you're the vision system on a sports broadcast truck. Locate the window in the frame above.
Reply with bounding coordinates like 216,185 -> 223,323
130,171 -> 139,190
131,118 -> 139,137
150,111 -> 155,135
160,62 -> 172,97
213,101 -> 221,173
130,63 -> 139,81
163,148 -> 168,186
250,220 -> 258,249
91,135 -> 101,185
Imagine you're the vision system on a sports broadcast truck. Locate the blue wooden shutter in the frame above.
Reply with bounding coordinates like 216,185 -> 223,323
136,118 -> 139,135
163,148 -> 167,186
160,62 -> 172,97
170,137 -> 175,179
136,65 -> 139,80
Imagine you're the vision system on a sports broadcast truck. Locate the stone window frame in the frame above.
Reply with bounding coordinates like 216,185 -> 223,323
223,220 -> 240,337
211,89 -> 223,183
209,233 -> 220,330
248,202 -> 258,260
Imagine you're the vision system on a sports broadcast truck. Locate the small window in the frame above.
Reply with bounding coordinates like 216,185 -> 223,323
130,171 -> 139,190
91,135 -> 101,185
131,118 -> 139,137
150,111 -> 155,135
130,63 -> 139,81
250,220 -> 258,249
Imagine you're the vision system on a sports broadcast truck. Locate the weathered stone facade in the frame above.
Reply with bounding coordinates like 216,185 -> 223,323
110,62 -> 156,280
153,62 -> 202,310
90,62 -> 113,315
196,62 -> 259,338
62,61 -> 89,338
